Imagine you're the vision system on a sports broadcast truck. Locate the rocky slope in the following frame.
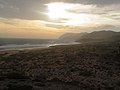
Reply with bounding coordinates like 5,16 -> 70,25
0,42 -> 120,90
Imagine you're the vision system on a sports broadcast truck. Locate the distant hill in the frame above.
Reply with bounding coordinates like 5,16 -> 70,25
58,32 -> 87,42
58,30 -> 120,43
77,30 -> 120,43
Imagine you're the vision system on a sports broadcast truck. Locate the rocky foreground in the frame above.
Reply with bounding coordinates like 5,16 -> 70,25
0,42 -> 120,90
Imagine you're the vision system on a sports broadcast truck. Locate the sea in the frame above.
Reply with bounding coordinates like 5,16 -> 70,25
0,38 -> 79,51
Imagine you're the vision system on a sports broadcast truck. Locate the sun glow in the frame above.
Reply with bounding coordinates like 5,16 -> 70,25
45,2 -> 92,25
46,3 -> 68,19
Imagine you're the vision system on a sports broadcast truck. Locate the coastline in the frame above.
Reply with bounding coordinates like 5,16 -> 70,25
0,42 -> 80,51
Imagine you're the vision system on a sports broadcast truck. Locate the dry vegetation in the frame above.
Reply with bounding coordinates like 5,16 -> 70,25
0,42 -> 120,90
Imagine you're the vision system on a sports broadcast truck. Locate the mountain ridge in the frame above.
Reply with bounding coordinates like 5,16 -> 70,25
58,30 -> 120,43
77,30 -> 120,43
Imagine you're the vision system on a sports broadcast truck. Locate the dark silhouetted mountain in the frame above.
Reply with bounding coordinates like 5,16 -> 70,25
77,30 -> 120,43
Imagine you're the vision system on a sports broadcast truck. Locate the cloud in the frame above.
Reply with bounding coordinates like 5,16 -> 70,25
0,0 -> 120,20
0,0 -> 49,20
64,0 -> 120,6
0,17 -> 63,39
0,0 -> 120,38
0,17 -> 60,31
44,3 -> 120,27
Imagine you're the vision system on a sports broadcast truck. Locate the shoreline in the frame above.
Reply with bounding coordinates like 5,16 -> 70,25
0,42 -> 80,51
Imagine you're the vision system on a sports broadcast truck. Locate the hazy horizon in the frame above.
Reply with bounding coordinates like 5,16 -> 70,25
0,30 -> 119,39
0,0 -> 120,39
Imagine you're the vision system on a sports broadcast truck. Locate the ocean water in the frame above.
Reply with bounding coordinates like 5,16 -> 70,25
0,38 -> 79,51
0,38 -> 55,51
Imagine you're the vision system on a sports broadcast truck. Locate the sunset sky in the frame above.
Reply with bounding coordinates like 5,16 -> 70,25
0,0 -> 120,39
